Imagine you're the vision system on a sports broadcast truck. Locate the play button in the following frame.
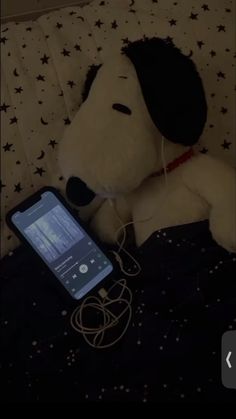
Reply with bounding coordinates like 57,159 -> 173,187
79,264 -> 88,274
222,331 -> 236,389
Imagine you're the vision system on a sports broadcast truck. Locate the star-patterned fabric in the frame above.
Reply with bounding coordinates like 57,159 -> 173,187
0,220 -> 236,402
1,0 -> 235,258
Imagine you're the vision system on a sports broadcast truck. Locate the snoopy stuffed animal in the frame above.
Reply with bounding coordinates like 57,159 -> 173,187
58,38 -> 236,254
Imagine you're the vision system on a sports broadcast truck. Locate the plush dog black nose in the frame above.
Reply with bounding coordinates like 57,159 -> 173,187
66,176 -> 96,206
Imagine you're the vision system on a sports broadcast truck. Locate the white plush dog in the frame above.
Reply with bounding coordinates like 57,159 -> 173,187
58,38 -> 236,253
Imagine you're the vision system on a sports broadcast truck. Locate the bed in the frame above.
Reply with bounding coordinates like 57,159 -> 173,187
1,220 -> 236,402
1,0 -> 236,403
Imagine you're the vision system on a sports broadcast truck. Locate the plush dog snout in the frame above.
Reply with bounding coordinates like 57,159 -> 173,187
66,176 -> 96,206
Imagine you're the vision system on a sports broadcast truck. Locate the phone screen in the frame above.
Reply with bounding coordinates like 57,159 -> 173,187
10,191 -> 113,300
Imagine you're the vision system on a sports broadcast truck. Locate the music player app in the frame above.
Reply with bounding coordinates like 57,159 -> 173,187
11,191 -> 113,299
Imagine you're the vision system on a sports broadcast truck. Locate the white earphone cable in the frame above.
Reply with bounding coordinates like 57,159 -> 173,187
70,137 -> 168,349
109,136 -> 168,277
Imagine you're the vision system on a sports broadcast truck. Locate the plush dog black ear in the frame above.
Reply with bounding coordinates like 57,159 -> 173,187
66,176 -> 96,206
123,37 -> 207,146
82,64 -> 102,102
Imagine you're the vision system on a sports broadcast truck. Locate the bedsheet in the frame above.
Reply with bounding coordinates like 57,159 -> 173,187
1,0 -> 235,258
0,220 -> 236,402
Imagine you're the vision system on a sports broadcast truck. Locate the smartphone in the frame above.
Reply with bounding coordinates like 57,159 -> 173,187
6,187 -> 114,301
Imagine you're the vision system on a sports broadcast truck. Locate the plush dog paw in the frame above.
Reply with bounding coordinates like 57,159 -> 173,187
209,203 -> 236,253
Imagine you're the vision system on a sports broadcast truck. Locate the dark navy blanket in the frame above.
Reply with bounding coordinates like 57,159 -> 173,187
1,220 -> 236,403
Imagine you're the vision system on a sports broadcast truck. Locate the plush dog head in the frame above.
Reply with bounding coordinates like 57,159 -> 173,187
58,37 -> 207,206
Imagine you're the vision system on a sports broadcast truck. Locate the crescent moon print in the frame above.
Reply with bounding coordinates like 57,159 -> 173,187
37,150 -> 45,160
40,117 -> 48,125
13,68 -> 19,77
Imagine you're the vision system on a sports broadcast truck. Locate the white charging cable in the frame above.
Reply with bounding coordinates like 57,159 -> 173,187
70,278 -> 132,349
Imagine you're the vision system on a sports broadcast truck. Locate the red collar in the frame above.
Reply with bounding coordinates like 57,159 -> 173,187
150,148 -> 195,178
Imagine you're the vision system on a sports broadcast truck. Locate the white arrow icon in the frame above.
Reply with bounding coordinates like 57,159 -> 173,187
226,351 -> 232,369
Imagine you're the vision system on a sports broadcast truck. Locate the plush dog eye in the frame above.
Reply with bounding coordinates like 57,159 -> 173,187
112,103 -> 132,115
118,76 -> 128,79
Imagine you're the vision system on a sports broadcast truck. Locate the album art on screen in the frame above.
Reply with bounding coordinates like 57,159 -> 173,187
24,205 -> 84,262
